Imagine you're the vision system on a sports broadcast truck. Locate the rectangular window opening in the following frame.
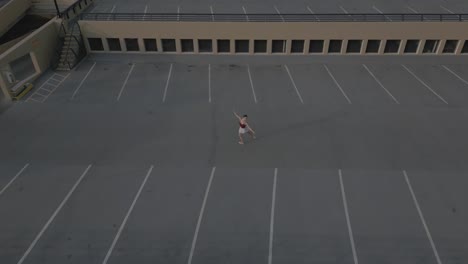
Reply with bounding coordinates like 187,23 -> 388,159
462,40 -> 468,53
365,40 -> 380,53
328,40 -> 342,53
144,39 -> 157,51
309,40 -> 324,53
88,38 -> 104,51
384,40 -> 401,53
235,40 -> 249,53
443,40 -> 458,54
125,38 -> 139,51
346,40 -> 362,53
291,40 -> 305,53
423,39 -> 440,53
181,39 -> 194,52
254,40 -> 267,53
272,40 -> 286,53
162,39 -> 176,52
198,39 -> 212,52
404,40 -> 419,53
217,39 -> 230,53
107,38 -> 121,51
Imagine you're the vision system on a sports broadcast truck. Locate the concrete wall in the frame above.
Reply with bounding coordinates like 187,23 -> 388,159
79,21 -> 468,55
0,17 -> 60,102
0,0 -> 31,37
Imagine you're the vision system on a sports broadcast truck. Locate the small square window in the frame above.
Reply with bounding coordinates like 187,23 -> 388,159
366,40 -> 380,53
198,39 -> 212,52
162,39 -> 176,52
328,40 -> 342,53
272,40 -> 286,53
384,40 -> 400,53
309,40 -> 324,53
88,38 -> 104,51
217,39 -> 230,53
462,40 -> 468,53
107,38 -> 121,51
235,40 -> 249,53
181,39 -> 194,52
346,40 -> 362,53
423,40 -> 440,53
404,40 -> 419,53
443,40 -> 458,53
291,40 -> 305,53
125,38 -> 139,51
144,39 -> 157,51
254,40 -> 267,53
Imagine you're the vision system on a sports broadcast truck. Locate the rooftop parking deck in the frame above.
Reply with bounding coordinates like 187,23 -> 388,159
0,54 -> 468,263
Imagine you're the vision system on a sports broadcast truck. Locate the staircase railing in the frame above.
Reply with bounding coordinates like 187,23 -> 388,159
60,21 -> 87,70
51,21 -> 67,70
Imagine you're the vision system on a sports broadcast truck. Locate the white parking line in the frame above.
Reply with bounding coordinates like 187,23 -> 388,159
442,65 -> 468,86
247,65 -> 258,103
373,6 -> 393,21
178,6 -> 180,21
144,5 -> 148,13
338,169 -> 359,264
306,6 -> 320,21
274,6 -> 285,22
284,65 -> 304,104
110,5 -> 116,13
187,167 -> 216,264
71,62 -> 96,100
268,168 -> 278,264
403,170 -> 442,264
242,6 -> 249,21
323,65 -> 352,104
440,5 -> 454,14
117,63 -> 135,101
210,6 -> 214,21
339,6 -> 349,14
208,64 -> 212,103
402,65 -> 448,104
102,165 -> 154,264
17,164 -> 92,264
407,6 -> 418,13
0,163 -> 29,196
162,63 -> 173,102
363,64 -> 400,104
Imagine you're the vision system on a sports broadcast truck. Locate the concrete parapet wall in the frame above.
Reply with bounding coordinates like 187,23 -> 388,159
0,18 -> 60,101
79,20 -> 468,55
0,0 -> 31,37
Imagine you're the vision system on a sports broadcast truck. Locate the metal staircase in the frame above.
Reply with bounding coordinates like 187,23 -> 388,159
55,22 -> 86,71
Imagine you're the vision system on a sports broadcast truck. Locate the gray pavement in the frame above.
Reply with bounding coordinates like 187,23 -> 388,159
1,54 -> 468,263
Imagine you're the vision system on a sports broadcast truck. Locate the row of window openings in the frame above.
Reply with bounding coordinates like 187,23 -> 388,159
88,38 -> 468,54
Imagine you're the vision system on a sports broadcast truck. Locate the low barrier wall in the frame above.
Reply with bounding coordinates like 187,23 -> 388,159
79,20 -> 468,55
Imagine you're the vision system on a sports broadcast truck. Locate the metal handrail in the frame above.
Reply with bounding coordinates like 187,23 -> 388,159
60,0 -> 94,19
80,12 -> 468,22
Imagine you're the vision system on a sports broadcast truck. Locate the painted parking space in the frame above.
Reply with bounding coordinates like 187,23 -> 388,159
117,62 -> 171,106
211,64 -> 255,105
343,170 -> 439,264
405,64 -> 468,107
71,62 -> 131,104
274,169 -> 354,264
363,64 -> 447,106
22,165 -> 148,264
325,64 -> 398,105
407,170 -> 468,264
106,167 -> 211,264
165,64 -> 209,105
0,164 -> 85,263
249,64 -> 304,106
191,168 -> 273,264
